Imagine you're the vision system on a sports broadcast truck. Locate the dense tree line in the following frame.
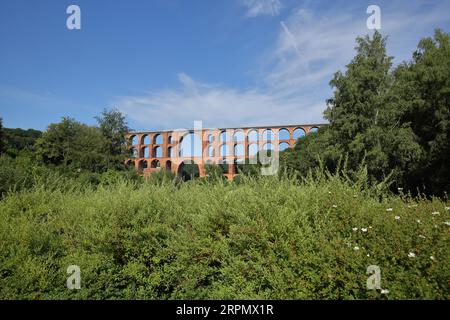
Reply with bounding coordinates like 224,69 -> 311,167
34,108 -> 131,172
281,30 -> 450,197
3,127 -> 42,158
0,109 -> 137,197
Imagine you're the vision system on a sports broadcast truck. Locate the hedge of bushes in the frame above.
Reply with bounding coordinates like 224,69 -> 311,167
0,169 -> 448,299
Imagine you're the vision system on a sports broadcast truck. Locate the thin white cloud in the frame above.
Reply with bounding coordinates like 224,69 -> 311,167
241,0 -> 282,17
280,21 -> 301,57
117,73 -> 324,130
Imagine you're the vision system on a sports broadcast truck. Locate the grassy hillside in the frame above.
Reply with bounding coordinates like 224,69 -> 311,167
0,170 -> 448,299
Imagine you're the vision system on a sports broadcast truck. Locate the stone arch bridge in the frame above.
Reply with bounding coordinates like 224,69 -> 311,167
126,124 -> 324,180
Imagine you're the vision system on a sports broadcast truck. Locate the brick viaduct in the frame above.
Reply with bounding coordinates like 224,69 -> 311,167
126,124 -> 324,180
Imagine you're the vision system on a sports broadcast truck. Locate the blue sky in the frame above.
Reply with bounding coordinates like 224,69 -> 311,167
0,0 -> 449,131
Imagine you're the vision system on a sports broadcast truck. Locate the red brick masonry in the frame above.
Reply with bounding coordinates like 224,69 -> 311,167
126,124 -> 325,180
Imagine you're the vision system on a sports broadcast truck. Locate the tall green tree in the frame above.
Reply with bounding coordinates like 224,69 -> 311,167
323,31 -> 421,183
35,117 -> 107,172
282,31 -> 425,190
394,29 -> 450,195
95,108 -> 131,170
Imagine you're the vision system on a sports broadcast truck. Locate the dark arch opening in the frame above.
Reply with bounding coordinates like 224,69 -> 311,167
219,159 -> 229,174
138,160 -> 148,172
151,160 -> 160,169
177,160 -> 200,181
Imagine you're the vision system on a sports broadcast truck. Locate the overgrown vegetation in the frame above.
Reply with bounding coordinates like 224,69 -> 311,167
0,167 -> 448,299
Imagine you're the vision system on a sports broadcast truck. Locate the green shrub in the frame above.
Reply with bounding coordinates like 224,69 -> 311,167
0,167 -> 448,299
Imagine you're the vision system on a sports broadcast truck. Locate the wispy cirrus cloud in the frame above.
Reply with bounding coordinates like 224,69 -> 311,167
240,0 -> 282,17
268,0 -> 450,96
116,0 -> 450,131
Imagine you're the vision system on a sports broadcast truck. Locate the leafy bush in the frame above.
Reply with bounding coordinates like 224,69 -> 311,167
0,167 -> 448,299
0,155 -> 32,196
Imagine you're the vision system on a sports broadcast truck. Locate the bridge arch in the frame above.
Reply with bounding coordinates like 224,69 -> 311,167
130,135 -> 138,146
279,142 -> 290,152
262,129 -> 273,141
138,160 -> 148,171
165,160 -> 172,171
293,127 -> 306,140
154,134 -> 163,144
278,128 -> 290,140
248,130 -> 258,142
177,160 -> 200,181
179,133 -> 202,157
233,130 -> 244,142
151,159 -> 160,169
141,134 -> 150,145
153,146 -> 162,158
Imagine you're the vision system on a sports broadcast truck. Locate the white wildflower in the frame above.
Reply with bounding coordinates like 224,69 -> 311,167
380,289 -> 389,294
395,216 -> 400,220
361,228 -> 368,232
367,254 -> 370,257
353,246 -> 360,251
332,205 -> 337,208
352,227 -> 358,232
408,252 -> 416,258
432,211 -> 440,215
416,219 -> 421,224
418,235 -> 426,239
430,256 -> 436,261
386,208 -> 393,212
444,221 -> 450,226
